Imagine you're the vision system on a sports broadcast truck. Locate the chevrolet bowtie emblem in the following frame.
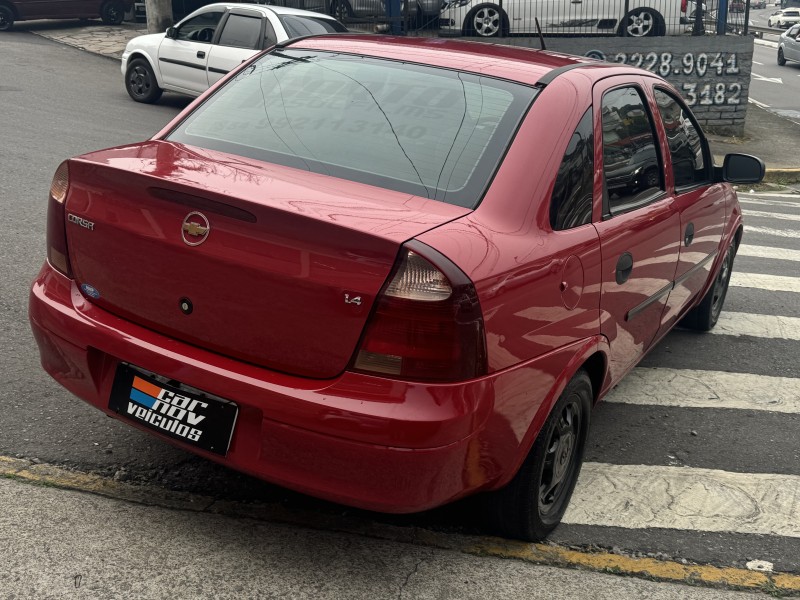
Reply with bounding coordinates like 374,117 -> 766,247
181,212 -> 211,246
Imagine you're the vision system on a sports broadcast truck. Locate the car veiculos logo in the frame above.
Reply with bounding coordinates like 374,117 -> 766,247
181,211 -> 210,246
128,376 -> 207,442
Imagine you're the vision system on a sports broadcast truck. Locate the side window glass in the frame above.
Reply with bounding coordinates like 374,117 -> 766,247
654,88 -> 710,189
550,108 -> 594,231
264,18 -> 277,47
602,86 -> 664,215
176,11 -> 225,43
218,14 -> 262,49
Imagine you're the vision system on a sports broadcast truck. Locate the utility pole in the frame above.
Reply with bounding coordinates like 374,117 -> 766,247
146,0 -> 173,33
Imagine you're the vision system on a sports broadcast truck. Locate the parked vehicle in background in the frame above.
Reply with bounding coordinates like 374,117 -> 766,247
729,0 -> 745,11
264,0 -> 443,28
778,22 -> 800,63
121,2 -> 346,102
753,0 -> 767,9
0,0 -> 131,31
439,0 -> 698,36
770,7 -> 800,25
31,35 -> 764,542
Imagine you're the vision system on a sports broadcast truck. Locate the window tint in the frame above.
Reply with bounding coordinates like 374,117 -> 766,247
218,14 -> 262,49
602,86 -> 663,214
279,15 -> 348,37
551,108 -> 594,230
176,11 -> 224,43
653,88 -> 709,188
167,50 -> 537,208
264,18 -> 277,47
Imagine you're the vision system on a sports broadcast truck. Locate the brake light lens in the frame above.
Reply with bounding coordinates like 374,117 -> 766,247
47,161 -> 73,277
352,241 -> 487,383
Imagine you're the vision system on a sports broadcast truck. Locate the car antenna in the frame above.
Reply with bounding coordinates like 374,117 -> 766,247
535,17 -> 546,50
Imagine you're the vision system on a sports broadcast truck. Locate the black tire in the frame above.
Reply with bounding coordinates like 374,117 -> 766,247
619,8 -> 664,37
681,241 -> 736,331
778,47 -> 787,65
101,0 -> 125,25
0,5 -> 15,31
485,370 -> 592,541
464,4 -> 506,37
643,166 -> 660,189
125,58 -> 163,104
330,0 -> 352,20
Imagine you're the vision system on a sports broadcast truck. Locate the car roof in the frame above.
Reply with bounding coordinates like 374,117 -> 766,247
195,2 -> 338,19
286,36 -> 626,87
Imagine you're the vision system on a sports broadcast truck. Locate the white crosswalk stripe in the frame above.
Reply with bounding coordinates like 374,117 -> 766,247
710,312 -> 800,340
739,197 -> 800,209
730,272 -> 800,293
743,209 -> 800,222
565,463 -> 800,538
738,244 -> 800,262
605,368 -> 800,414
744,225 -> 800,238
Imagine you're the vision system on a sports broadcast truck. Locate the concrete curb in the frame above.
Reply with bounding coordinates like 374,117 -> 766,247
2,455 -> 799,596
763,168 -> 800,184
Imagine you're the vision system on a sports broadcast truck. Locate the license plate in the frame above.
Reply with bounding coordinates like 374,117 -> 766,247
109,364 -> 238,456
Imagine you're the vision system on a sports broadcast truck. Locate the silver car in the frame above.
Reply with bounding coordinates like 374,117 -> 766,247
778,22 -> 800,65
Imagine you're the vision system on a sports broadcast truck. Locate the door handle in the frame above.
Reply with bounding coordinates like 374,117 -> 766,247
616,252 -> 634,284
197,50 -> 206,59
684,222 -> 695,247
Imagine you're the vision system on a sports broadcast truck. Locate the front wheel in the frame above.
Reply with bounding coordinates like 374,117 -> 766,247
778,47 -> 787,65
0,5 -> 15,31
125,58 -> 163,103
681,241 -> 736,331
465,4 -> 505,37
485,370 -> 592,541
619,8 -> 664,36
101,0 -> 125,24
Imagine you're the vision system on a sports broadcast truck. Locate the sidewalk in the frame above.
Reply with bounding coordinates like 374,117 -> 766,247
22,19 -> 800,179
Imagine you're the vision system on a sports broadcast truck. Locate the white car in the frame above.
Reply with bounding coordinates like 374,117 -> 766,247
439,0 -> 698,37
121,2 -> 347,103
769,8 -> 800,27
778,22 -> 800,64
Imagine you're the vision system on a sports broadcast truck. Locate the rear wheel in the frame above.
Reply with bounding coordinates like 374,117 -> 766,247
485,370 -> 592,541
330,0 -> 352,20
778,47 -> 787,65
619,8 -> 664,36
0,5 -> 14,31
465,4 -> 506,37
101,0 -> 125,24
125,58 -> 163,104
681,241 -> 736,331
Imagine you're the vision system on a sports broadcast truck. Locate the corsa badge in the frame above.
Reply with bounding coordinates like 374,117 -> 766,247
181,211 -> 210,246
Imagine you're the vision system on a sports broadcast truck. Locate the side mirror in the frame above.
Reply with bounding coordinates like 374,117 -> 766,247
719,153 -> 765,183
166,27 -> 176,38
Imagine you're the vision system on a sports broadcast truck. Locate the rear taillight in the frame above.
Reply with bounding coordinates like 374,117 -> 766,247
681,0 -> 688,12
352,241 -> 487,383
46,161 -> 73,278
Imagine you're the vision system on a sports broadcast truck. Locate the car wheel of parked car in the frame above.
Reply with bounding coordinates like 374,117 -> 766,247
620,8 -> 664,36
329,0 -> 352,20
465,4 -> 506,37
778,47 -> 787,65
485,370 -> 592,541
681,241 -> 736,331
125,58 -> 163,104
0,5 -> 14,31
101,0 -> 125,24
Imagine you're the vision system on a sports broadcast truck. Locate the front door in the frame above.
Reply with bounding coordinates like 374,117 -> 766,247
158,10 -> 224,94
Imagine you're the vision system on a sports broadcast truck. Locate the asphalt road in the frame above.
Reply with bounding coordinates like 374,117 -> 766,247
1,29 -> 799,586
750,41 -> 800,121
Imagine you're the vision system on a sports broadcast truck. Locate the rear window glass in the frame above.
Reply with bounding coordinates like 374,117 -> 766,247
166,49 -> 537,207
279,16 -> 348,37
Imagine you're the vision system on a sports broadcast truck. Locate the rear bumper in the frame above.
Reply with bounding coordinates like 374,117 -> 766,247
29,263 -> 497,513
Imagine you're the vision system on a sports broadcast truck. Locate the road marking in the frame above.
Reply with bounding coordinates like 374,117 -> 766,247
730,272 -> 800,293
755,38 -> 779,48
739,197 -> 800,208
748,97 -> 771,109
752,60 -> 764,65
565,463 -> 800,538
738,244 -> 800,261
605,367 -> 800,413
711,311 -> 800,340
745,225 -> 800,238
743,208 -> 800,222
752,73 -> 783,84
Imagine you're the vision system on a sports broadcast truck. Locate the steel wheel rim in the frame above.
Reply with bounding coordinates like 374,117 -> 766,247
129,66 -> 151,98
474,7 -> 500,36
711,246 -> 734,321
626,10 -> 654,36
106,2 -> 121,21
539,398 -> 582,517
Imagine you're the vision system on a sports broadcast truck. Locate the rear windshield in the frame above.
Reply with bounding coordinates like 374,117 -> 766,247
278,16 -> 348,37
166,49 -> 537,207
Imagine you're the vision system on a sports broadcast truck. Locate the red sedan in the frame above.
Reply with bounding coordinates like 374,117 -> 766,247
29,35 -> 764,541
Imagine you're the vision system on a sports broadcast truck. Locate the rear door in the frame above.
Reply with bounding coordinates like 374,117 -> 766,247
649,85 -> 724,331
592,80 -> 681,382
205,9 -> 270,87
157,9 -> 224,94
